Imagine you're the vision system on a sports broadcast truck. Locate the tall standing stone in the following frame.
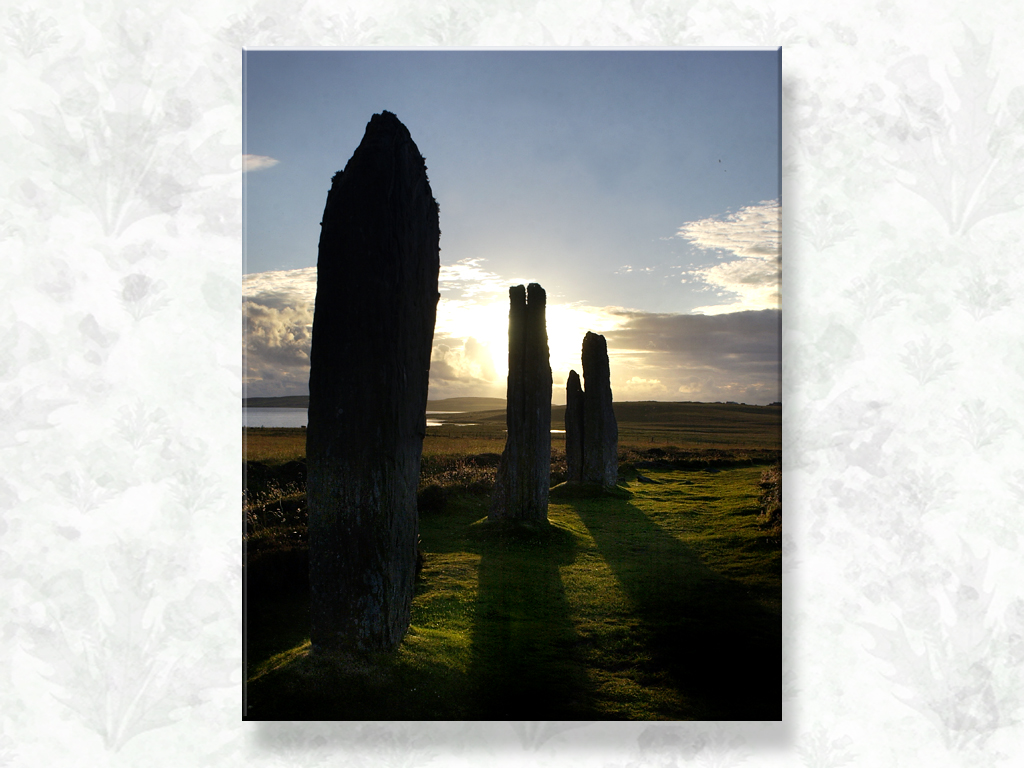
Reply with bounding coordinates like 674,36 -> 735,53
489,283 -> 552,523
565,370 -> 585,483
306,111 -> 439,653
581,331 -> 619,487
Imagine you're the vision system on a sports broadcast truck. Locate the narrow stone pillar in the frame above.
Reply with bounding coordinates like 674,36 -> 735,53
306,111 -> 439,653
581,331 -> 619,487
489,283 -> 551,523
565,370 -> 585,483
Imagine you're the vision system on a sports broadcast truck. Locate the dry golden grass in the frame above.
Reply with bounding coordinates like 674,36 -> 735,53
244,427 -> 308,464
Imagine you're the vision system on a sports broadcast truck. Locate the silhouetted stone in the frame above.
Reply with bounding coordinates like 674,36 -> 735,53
489,283 -> 551,522
582,331 -> 618,487
565,369 -> 585,483
306,111 -> 439,653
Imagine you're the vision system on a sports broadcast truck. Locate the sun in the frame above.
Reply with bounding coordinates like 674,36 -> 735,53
435,294 -> 628,397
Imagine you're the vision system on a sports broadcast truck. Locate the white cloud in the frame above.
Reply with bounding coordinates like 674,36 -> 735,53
243,268 -> 315,397
676,200 -> 780,313
243,154 -> 280,172
439,257 -> 531,301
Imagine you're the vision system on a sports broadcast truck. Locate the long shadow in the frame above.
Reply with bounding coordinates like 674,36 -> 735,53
464,522 -> 594,718
573,497 -> 781,720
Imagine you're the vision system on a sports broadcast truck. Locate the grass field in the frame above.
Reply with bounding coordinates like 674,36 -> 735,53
243,402 -> 781,720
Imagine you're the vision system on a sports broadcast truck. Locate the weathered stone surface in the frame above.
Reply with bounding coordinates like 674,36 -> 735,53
581,331 -> 619,487
489,283 -> 552,522
306,111 -> 439,653
565,369 -> 585,483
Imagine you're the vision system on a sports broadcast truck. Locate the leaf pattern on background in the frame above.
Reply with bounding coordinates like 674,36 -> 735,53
1006,470 -> 1024,506
49,468 -> 121,513
348,723 -> 438,768
881,28 -> 1024,234
18,102 -> 191,237
7,9 -> 62,58
899,337 -> 958,385
19,542 -> 235,753
864,543 -> 1024,755
321,9 -> 381,44
720,4 -> 802,46
423,6 -> 483,45
842,274 -> 904,323
169,469 -> 224,522
954,272 -> 1012,320
630,0 -> 703,45
13,9 -> 232,240
796,197 -> 857,252
119,272 -> 169,320
508,721 -> 593,751
895,463 -> 955,516
114,400 -> 168,451
631,724 -> 751,768
796,723 -> 856,768
955,398 -> 1013,450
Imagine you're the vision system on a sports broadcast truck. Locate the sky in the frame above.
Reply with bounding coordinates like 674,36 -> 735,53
243,49 -> 780,404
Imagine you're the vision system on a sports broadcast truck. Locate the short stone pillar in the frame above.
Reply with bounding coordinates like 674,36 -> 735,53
306,111 -> 440,653
488,283 -> 552,523
582,331 -> 619,487
563,332 -> 619,488
565,369 -> 585,483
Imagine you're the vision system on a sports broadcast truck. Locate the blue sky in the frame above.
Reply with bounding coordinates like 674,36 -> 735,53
243,49 -> 780,403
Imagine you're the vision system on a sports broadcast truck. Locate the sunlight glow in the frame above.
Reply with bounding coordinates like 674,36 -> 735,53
434,296 -> 630,388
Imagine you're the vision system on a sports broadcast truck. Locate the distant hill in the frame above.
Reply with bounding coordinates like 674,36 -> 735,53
244,395 -> 309,408
242,395 -> 509,411
243,396 -> 780,418
427,400 -> 781,426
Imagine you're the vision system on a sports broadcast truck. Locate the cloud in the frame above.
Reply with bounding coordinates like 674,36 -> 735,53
243,154 -> 280,172
602,308 -> 780,404
676,200 -> 780,313
430,335 -> 500,388
438,257 -> 531,301
243,268 -> 315,397
242,267 -> 780,404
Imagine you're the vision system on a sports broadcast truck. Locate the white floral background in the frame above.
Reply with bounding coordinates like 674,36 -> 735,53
3,0 -> 1023,766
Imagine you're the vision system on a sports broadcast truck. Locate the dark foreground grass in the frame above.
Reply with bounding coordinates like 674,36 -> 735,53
244,462 -> 781,720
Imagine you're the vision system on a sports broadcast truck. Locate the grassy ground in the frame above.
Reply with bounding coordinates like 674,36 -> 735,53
244,407 -> 781,720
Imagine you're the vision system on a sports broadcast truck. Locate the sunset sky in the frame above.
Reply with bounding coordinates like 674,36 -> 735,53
243,49 -> 780,404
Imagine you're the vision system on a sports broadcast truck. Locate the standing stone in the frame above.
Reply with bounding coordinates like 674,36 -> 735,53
489,283 -> 552,523
565,370 -> 585,483
306,111 -> 439,653
581,331 -> 619,487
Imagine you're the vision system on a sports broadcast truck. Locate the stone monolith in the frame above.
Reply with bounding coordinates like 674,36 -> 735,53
488,283 -> 551,522
306,111 -> 439,653
581,331 -> 619,487
565,369 -> 585,483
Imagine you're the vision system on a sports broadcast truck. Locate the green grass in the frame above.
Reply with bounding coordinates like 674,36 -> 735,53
244,460 -> 781,720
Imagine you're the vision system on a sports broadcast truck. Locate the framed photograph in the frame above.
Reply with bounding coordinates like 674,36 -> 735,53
243,49 -> 781,720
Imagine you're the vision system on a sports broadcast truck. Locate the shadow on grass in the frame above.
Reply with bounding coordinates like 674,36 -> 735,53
245,508 -> 594,720
571,496 -> 781,720
463,519 -> 594,718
